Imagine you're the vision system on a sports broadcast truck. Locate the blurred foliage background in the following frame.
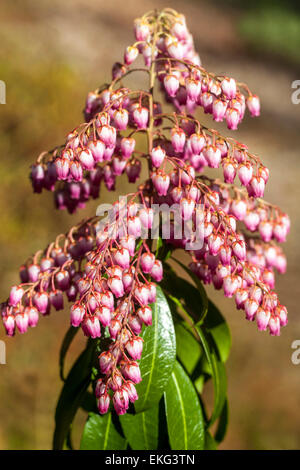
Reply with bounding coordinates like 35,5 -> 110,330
0,0 -> 300,449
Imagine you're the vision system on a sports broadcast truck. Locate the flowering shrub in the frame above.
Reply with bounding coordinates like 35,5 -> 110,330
1,8 -> 289,450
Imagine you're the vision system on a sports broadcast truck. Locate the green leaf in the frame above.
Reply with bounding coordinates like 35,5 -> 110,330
53,339 -> 96,450
120,405 -> 159,450
59,326 -> 79,381
204,300 -> 231,363
164,361 -> 205,450
170,257 -> 208,323
204,431 -> 217,450
80,412 -> 127,450
215,399 -> 229,444
135,286 -> 176,413
162,262 -> 207,325
175,323 -> 202,375
195,327 -> 227,426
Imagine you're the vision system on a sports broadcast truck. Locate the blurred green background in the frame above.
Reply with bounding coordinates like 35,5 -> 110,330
0,0 -> 300,449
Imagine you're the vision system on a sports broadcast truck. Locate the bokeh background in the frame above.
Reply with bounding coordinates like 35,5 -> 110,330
0,0 -> 300,450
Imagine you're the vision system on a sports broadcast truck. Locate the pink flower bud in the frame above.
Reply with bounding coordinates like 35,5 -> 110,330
98,125 -> 116,148
171,128 -> 186,153
137,306 -> 152,326
78,149 -> 95,170
244,299 -> 259,321
167,41 -> 184,60
3,315 -> 15,336
204,145 -> 221,169
164,74 -> 180,97
221,77 -> 236,99
108,276 -> 124,298
208,233 -> 223,256
113,248 -> 130,269
259,220 -> 273,242
70,304 -> 85,327
99,351 -> 113,374
88,139 -> 105,163
256,308 -> 270,331
222,160 -> 236,183
249,176 -> 265,198
226,108 -> 240,130
82,316 -> 101,338
95,306 -> 111,327
114,109 -> 129,130
150,146 -> 166,168
70,161 -> 83,181
223,275 -> 239,298
134,285 -> 149,306
244,211 -> 260,232
97,393 -> 110,414
123,381 -> 138,403
27,264 -> 40,282
109,318 -> 122,339
125,336 -> 143,360
113,388 -> 129,415
126,159 -> 142,183
15,311 -> 29,334
55,158 -> 70,180
180,197 -> 195,220
231,200 -> 247,221
26,306 -> 39,328
121,137 -> 135,159
269,316 -> 280,336
152,171 -> 170,196
151,260 -> 163,282
232,239 -> 246,261
9,285 -> 24,307
120,235 -> 136,256
235,288 -> 248,309
122,361 -> 142,383
133,106 -> 149,129
185,78 -> 201,102
50,290 -> 64,311
148,282 -> 157,303
140,252 -> 155,274
100,291 -> 114,311
124,46 -> 139,65
95,378 -> 106,398
134,20 -> 150,41
246,94 -> 260,117
276,305 -> 288,326
128,216 -> 142,238
238,162 -> 253,187
212,98 -> 227,122
33,292 -> 49,315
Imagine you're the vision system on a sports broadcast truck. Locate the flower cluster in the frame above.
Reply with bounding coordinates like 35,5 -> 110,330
2,8 -> 289,415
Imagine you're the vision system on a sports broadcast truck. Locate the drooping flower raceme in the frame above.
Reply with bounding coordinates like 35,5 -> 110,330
1,8 -> 289,416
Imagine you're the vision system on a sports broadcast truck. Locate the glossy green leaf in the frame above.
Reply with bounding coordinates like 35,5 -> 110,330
195,326 -> 227,426
135,286 -> 176,413
204,431 -> 217,450
53,339 -> 96,450
162,263 -> 207,325
80,412 -> 127,450
59,326 -> 79,381
215,399 -> 229,444
171,257 -> 208,323
204,300 -> 231,363
164,361 -> 205,450
120,405 -> 159,450
175,323 -> 202,375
